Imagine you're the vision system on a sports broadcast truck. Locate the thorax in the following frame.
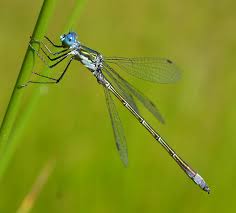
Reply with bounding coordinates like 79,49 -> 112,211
74,45 -> 103,72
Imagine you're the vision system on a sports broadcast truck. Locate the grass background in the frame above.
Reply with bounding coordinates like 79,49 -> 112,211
0,0 -> 236,212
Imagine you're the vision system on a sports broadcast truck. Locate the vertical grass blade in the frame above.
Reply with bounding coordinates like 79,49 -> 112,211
0,0 -> 87,179
66,0 -> 87,31
0,0 -> 57,174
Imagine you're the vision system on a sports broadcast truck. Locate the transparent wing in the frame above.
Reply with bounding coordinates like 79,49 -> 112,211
103,65 -> 139,113
103,62 -> 165,124
103,86 -> 128,167
104,57 -> 181,83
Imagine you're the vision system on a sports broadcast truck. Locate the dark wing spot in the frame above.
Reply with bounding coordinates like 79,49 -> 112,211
116,142 -> 120,151
166,59 -> 173,64
150,101 -> 155,107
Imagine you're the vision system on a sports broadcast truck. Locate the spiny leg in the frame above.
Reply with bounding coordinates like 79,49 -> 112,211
42,46 -> 69,56
55,57 -> 74,83
48,54 -> 71,68
18,57 -> 74,88
44,36 -> 63,48
30,36 -> 67,56
40,47 -> 71,61
29,43 -> 71,68
18,54 -> 72,88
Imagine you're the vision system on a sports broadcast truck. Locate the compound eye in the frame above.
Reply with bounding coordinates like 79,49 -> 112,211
60,34 -> 66,41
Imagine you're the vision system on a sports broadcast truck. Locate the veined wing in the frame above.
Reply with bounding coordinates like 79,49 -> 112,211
104,57 -> 181,83
103,62 -> 165,124
103,86 -> 128,167
103,65 -> 139,113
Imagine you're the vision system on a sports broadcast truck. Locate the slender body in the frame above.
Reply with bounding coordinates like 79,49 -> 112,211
78,48 -> 209,193
104,80 -> 209,192
21,32 -> 210,193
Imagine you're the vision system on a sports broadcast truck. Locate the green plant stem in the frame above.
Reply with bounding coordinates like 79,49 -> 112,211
0,91 -> 40,177
0,0 -> 86,179
0,0 -> 57,170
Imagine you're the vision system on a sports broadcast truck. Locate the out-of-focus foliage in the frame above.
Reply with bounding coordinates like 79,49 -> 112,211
0,0 -> 235,212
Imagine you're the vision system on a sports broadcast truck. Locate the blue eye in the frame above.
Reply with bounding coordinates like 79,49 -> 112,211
60,32 -> 78,47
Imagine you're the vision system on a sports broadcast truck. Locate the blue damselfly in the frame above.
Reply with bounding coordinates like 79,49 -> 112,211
20,32 -> 210,193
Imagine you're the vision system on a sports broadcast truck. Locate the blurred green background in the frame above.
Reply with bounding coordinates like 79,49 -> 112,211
0,0 -> 236,212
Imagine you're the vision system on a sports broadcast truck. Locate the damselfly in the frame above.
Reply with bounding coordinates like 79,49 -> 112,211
20,32 -> 210,193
